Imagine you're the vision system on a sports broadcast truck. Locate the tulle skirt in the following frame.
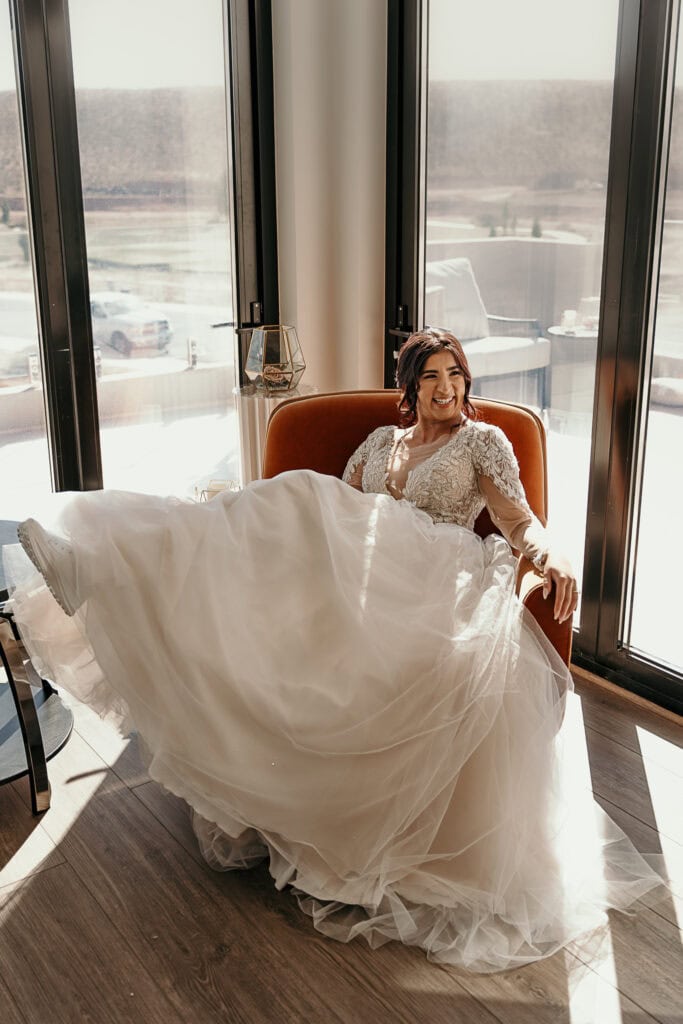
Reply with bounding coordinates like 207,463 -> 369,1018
4,470 -> 666,972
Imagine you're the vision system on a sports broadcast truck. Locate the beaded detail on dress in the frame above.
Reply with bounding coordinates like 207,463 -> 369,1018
342,421 -> 535,529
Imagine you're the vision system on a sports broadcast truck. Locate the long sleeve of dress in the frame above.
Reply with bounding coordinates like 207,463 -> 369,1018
471,426 -> 550,568
344,459 -> 365,491
477,475 -> 549,567
342,427 -> 394,491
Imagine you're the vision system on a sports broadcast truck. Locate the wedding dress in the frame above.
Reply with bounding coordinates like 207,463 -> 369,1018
4,419 -> 665,973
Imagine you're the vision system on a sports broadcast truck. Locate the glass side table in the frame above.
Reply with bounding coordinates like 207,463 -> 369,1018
0,599 -> 73,814
546,325 -> 598,435
234,383 -> 319,485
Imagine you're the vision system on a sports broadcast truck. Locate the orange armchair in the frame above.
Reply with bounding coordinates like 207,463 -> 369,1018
262,390 -> 572,665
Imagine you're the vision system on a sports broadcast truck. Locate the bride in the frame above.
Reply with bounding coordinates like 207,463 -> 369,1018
6,328 -> 664,973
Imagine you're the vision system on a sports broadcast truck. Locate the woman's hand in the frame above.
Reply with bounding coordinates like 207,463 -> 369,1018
542,550 -> 579,623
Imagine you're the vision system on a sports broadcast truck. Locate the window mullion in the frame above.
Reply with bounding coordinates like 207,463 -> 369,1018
576,0 -> 678,665
11,0 -> 102,491
384,0 -> 428,387
225,0 -> 279,385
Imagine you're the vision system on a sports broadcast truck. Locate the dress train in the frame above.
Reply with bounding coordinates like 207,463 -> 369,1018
4,470 -> 667,972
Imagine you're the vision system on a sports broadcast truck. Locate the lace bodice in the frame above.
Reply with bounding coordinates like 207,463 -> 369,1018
342,421 -> 549,563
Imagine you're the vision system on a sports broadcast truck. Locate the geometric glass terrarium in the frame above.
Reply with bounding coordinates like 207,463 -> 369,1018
244,325 -> 306,391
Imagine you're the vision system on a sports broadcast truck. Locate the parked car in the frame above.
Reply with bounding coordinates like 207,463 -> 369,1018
90,292 -> 173,356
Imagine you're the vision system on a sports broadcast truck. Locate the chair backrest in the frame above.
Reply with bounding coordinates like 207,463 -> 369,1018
262,390 -> 548,537
424,257 -> 490,340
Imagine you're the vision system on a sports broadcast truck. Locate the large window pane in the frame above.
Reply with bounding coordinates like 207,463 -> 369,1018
69,0 -> 238,497
425,0 -> 619,583
626,34 -> 683,673
0,7 -> 52,585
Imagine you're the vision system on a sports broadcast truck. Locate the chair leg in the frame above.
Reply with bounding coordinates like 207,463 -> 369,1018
0,619 -> 51,814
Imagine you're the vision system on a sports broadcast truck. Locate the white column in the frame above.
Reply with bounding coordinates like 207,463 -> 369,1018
272,0 -> 387,393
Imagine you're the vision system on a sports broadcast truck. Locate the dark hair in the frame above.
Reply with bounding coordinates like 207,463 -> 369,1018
395,329 -> 477,427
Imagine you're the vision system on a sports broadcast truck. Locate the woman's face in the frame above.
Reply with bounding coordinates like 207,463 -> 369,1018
415,350 -> 466,428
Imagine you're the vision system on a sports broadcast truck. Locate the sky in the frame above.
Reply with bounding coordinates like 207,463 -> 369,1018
0,0 -> 226,91
0,0 -> 621,93
429,0 -> 620,81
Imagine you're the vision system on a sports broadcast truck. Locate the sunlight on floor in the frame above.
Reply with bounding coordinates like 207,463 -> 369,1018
636,726 -> 683,938
634,743 -> 683,847
0,821 -> 58,890
567,930 -> 626,1024
635,724 -> 683,779
565,944 -> 630,1024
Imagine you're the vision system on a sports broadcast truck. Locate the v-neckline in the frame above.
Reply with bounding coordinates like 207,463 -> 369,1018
385,422 -> 469,498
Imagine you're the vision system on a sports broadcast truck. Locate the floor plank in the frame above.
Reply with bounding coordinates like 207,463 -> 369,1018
573,675 -> 679,741
60,689 -> 150,788
592,794 -> 683,925
0,863 -> 184,1024
131,779 -> 667,1024
31,737 -> 377,1022
574,683 -> 682,778
568,902 -> 683,1024
437,946 -> 661,1024
2,685 -> 682,1023
573,678 -> 683,751
129,781 -> 202,864
583,726 -> 682,845
0,974 -> 28,1024
132,782 -> 509,1022
0,783 -> 64,889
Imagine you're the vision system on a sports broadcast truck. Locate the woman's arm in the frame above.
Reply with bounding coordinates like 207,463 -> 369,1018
478,476 -> 577,624
343,461 -> 365,491
341,427 -> 391,492
473,428 -> 578,624
477,475 -> 548,565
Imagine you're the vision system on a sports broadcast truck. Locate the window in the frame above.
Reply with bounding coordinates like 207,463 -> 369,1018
424,0 -> 619,592
69,0 -> 238,496
0,1 -> 52,549
2,0 -> 276,529
624,19 -> 683,674
386,0 -> 683,713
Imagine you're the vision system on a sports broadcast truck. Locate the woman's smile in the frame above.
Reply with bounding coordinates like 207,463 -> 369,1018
414,351 -> 466,436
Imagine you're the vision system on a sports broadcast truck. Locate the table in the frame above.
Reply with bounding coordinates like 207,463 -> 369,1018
1,597 -> 73,814
234,383 -> 319,484
546,326 -> 598,435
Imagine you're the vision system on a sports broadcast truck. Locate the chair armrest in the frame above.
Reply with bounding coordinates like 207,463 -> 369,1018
487,315 -> 541,338
516,555 -> 573,666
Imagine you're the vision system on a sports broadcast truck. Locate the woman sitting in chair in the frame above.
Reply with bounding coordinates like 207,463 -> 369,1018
343,329 -> 577,623
7,329 -> 663,973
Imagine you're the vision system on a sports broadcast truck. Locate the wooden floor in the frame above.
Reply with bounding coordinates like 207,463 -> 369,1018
0,678 -> 681,1024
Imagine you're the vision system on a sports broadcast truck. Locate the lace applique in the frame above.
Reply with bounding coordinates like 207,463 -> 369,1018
342,421 -> 532,531
469,425 -> 532,511
342,426 -> 395,494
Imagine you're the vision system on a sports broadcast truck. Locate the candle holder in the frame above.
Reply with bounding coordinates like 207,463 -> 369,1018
244,325 -> 306,391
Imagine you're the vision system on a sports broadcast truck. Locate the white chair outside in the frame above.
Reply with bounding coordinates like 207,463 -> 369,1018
425,256 -> 551,409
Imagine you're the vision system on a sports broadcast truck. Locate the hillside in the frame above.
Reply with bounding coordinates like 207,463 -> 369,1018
0,87 -> 229,206
1,81 -> 682,208
427,80 -> 615,190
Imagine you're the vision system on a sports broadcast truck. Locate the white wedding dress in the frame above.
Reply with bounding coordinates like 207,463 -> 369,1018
4,419 -> 665,973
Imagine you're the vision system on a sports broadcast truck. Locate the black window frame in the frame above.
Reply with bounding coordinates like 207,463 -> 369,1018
386,0 -> 683,714
226,0 -> 280,384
